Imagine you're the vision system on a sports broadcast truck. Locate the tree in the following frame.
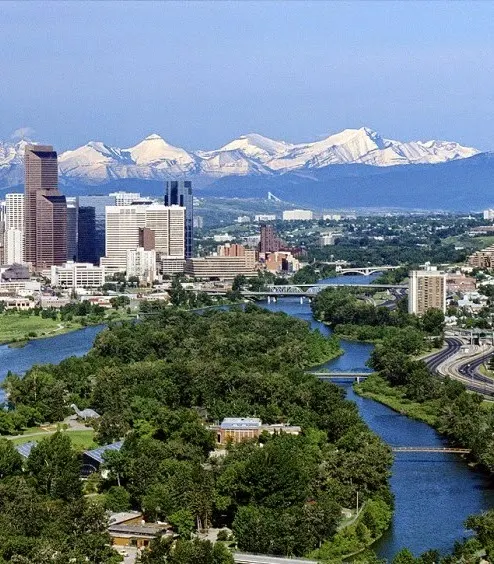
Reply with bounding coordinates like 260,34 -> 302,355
169,509 -> 195,539
26,432 -> 82,501
105,485 -> 131,512
0,439 -> 23,478
392,548 -> 417,564
465,510 -> 494,557
421,308 -> 445,335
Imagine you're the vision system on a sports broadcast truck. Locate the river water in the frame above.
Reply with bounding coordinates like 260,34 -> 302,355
1,276 -> 493,559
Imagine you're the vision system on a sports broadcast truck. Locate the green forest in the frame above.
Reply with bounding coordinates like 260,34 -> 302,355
0,306 -> 393,562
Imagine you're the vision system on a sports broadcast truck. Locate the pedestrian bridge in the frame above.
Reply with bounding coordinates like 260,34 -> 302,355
310,372 -> 371,382
391,446 -> 471,454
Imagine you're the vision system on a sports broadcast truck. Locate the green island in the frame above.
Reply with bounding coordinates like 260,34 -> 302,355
0,304 -> 396,563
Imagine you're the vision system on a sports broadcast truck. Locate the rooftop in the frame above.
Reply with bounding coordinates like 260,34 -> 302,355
220,417 -> 262,429
15,441 -> 37,459
84,440 -> 123,464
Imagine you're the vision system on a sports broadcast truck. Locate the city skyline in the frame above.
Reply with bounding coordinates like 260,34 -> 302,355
2,2 -> 494,151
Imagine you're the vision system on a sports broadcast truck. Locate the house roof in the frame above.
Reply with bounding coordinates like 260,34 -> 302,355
15,441 -> 37,459
83,440 -> 123,464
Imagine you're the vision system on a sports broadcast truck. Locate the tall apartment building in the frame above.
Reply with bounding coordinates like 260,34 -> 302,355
164,181 -> 193,258
101,204 -> 185,273
408,270 -> 446,315
24,145 -> 67,269
259,223 -> 281,253
484,209 -> 494,221
4,193 -> 24,264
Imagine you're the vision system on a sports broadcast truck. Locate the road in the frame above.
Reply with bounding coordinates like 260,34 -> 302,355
425,338 -> 494,395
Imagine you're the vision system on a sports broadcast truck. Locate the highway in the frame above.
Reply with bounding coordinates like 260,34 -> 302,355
425,337 -> 494,396
423,337 -> 463,373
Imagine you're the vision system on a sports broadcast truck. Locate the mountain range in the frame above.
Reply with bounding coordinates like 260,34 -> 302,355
0,127 -> 492,210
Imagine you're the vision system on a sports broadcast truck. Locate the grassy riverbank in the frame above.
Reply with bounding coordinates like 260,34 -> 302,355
0,316 -> 85,345
354,374 -> 440,426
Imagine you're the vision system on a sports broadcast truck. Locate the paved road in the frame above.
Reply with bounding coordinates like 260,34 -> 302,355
424,337 -> 463,373
234,554 -> 317,564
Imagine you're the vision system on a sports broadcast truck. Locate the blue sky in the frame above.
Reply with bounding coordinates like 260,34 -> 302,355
1,1 -> 494,151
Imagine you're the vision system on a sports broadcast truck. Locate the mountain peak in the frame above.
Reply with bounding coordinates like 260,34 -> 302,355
143,133 -> 164,141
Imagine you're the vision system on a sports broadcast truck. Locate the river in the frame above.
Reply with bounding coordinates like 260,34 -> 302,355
1,276 -> 494,559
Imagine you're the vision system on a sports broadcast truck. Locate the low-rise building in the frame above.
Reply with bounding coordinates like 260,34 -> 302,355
261,251 -> 300,273
50,262 -> 106,289
211,417 -> 301,446
468,245 -> 494,269
446,273 -> 476,293
282,209 -> 313,221
254,214 -> 276,222
185,252 -> 257,280
108,512 -> 170,549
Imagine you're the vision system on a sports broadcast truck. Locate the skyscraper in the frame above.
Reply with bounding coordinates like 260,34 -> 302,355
101,204 -> 185,273
77,206 -> 97,264
164,181 -> 193,258
24,145 -> 67,268
78,195 -> 116,264
4,193 -> 24,264
66,197 -> 79,262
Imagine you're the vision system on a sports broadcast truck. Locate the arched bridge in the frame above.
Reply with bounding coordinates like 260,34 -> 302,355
335,265 -> 399,276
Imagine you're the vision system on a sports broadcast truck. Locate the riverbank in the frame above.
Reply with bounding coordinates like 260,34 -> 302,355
354,374 -> 440,426
0,310 -> 135,347
310,497 -> 393,562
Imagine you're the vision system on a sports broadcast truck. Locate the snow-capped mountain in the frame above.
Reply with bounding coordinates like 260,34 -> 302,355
0,127 -> 481,188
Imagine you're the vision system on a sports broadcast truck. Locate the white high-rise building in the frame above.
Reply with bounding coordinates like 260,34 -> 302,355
4,193 -> 24,264
101,204 -> 185,273
483,209 -> 494,221
127,247 -> 156,284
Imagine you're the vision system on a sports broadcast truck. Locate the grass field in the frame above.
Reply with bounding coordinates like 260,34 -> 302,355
0,315 -> 78,344
10,430 -> 96,451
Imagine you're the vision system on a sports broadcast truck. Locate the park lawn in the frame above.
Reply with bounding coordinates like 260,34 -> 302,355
0,314 -> 68,344
10,430 -> 96,451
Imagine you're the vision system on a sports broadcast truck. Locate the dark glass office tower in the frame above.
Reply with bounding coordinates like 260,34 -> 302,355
164,181 -> 193,258
78,195 -> 115,264
66,197 -> 79,261
77,206 -> 97,264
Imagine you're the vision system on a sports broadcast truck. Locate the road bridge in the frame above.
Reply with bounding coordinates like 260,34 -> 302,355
241,282 -> 407,298
335,265 -> 399,276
